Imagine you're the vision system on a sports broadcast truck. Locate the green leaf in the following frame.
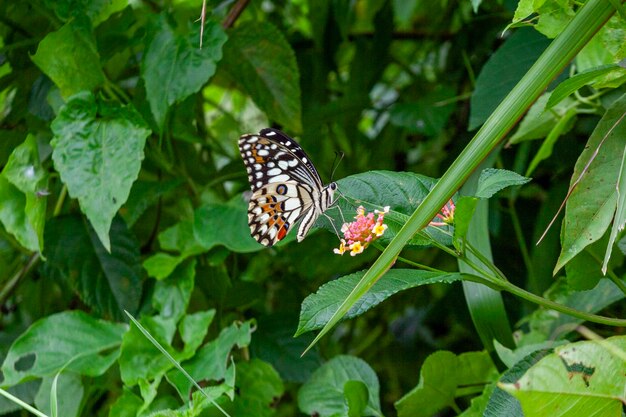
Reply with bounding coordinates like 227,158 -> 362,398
453,196 -> 478,250
298,355 -> 382,417
508,94 -> 576,144
152,260 -> 196,322
193,198 -> 266,253
494,339 -> 568,369
389,86 -> 456,136
475,168 -> 531,199
142,15 -> 227,130
469,28 -> 550,130
50,91 -> 150,251
565,234 -> 622,290
1,311 -> 126,386
221,22 -> 302,132
324,171 -> 452,247
42,0 -> 127,26
602,145 -> 626,273
230,360 -> 285,417
143,253 -> 186,280
166,320 -> 253,400
484,350 -> 551,417
555,93 -> 626,272
500,336 -> 626,416
118,315 -> 178,386
34,372 -> 83,417
1,134 -> 48,252
122,179 -> 181,227
344,380 -> 369,417
0,381 -> 40,415
43,215 -> 143,321
251,314 -> 322,383
546,64 -> 623,109
31,16 -> 105,97
296,269 -> 462,336
179,310 -> 215,356
395,351 -> 498,417
0,175 -> 39,252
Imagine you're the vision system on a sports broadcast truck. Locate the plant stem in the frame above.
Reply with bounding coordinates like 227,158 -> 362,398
0,388 -> 48,417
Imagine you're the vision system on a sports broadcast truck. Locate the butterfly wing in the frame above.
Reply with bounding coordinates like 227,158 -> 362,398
239,128 -> 325,246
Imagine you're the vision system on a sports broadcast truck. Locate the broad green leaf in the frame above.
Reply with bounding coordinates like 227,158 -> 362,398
500,336 -> 626,416
458,383 -> 495,417
0,381 -> 40,415
153,260 -> 196,322
602,145 -> 626,273
453,196 -> 478,250
508,94 -> 576,144
166,320 -> 253,400
475,168 -> 531,199
576,19 -> 626,88
34,372 -> 83,417
43,215 -> 142,321
298,355 -> 382,417
345,381 -> 369,417
484,350 -> 551,417
108,389 -> 143,417
555,93 -> 626,272
142,15 -> 227,130
50,91 -> 150,251
221,22 -> 302,132
230,360 -> 284,417
122,179 -> 181,227
143,253 -> 186,281
546,64 -> 623,109
179,310 -> 215,356
0,175 -> 39,251
2,135 -> 48,253
296,269 -> 462,336
42,0 -> 127,26
31,16 -> 104,97
251,314 -> 323,383
395,351 -> 498,417
119,315 -> 178,386
565,234 -> 622,290
323,171 -> 452,247
1,311 -> 126,386
193,198 -> 266,253
469,28 -> 550,130
494,339 -> 568,369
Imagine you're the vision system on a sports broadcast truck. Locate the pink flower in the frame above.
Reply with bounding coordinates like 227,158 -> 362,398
429,199 -> 455,226
334,206 -> 389,256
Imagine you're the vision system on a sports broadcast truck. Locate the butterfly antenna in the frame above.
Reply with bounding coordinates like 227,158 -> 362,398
329,151 -> 345,182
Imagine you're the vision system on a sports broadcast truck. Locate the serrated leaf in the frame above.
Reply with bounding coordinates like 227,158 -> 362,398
500,336 -> 626,417
469,28 -> 550,130
320,171 -> 453,247
298,355 -> 382,417
142,15 -> 227,130
546,64 -> 623,109
296,269 -> 462,336
475,168 -> 531,199
395,351 -> 497,417
2,134 -> 48,252
31,16 -> 105,97
1,311 -> 126,386
50,91 -> 150,251
555,93 -> 626,272
43,215 -> 142,321
221,22 -> 302,132
166,320 -> 253,400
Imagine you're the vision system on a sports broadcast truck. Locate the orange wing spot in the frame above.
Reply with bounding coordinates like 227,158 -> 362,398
251,148 -> 265,163
277,226 -> 287,241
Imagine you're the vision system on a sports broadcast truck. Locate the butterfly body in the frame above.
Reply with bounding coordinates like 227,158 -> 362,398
239,128 -> 337,247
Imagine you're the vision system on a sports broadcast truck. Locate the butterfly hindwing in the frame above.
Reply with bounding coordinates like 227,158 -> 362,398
238,128 -> 337,247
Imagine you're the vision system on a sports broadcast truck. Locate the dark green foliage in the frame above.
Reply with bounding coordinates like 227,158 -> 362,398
0,1 -> 625,416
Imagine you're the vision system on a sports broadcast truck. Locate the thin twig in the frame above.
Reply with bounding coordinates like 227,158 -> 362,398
222,0 -> 250,29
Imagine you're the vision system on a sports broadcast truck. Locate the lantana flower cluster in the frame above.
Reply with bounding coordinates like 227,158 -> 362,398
429,199 -> 455,226
334,206 -> 389,256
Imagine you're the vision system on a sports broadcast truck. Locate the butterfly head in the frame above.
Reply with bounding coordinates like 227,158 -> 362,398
323,182 -> 338,210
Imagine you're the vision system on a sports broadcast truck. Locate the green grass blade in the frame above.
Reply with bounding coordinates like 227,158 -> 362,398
303,0 -> 618,354
0,388 -> 49,417
124,311 -> 232,417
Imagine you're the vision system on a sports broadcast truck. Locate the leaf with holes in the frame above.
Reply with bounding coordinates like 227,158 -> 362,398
1,311 -> 126,386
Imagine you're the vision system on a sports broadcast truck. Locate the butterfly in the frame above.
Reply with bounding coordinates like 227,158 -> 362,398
238,128 -> 338,247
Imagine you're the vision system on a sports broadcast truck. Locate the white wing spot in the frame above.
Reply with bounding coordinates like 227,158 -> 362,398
256,181 -> 263,188
270,144 -> 278,150
258,149 -> 269,157
302,157 -> 308,163
278,161 -> 289,170
267,168 -> 282,176
268,174 -> 290,183
288,159 -> 298,167
267,162 -> 275,168
265,131 -> 276,136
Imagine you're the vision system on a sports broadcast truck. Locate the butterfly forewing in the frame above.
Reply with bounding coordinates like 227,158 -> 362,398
238,128 -> 336,247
